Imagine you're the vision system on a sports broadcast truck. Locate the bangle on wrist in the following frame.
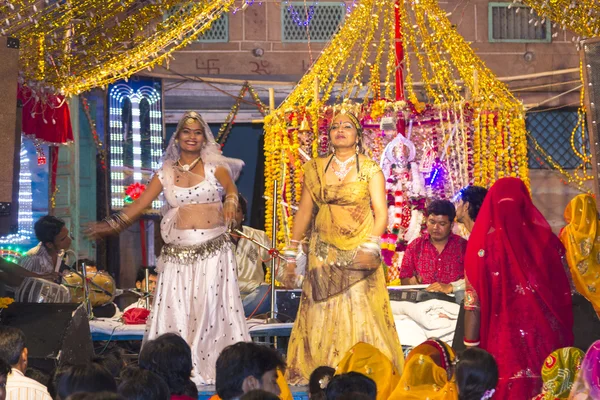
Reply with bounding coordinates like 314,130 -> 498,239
282,247 -> 298,261
360,242 -> 380,251
366,235 -> 381,244
463,337 -> 480,347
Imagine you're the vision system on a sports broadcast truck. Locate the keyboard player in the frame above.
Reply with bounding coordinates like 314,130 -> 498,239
399,200 -> 467,304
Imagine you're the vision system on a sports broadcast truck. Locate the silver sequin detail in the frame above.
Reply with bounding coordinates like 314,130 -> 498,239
160,234 -> 231,264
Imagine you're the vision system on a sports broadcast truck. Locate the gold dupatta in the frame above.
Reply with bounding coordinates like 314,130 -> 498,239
303,157 -> 381,301
389,339 -> 458,400
335,342 -> 401,400
559,194 -> 600,314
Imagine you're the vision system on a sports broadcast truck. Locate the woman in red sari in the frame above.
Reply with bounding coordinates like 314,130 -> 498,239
463,177 -> 573,398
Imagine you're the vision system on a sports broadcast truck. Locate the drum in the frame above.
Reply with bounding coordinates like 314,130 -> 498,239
16,277 -> 72,303
62,270 -> 116,307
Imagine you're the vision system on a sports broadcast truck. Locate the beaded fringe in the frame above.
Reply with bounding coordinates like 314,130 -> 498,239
160,234 -> 231,265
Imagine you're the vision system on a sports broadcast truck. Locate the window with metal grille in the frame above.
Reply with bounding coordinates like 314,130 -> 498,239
489,2 -> 551,43
282,2 -> 345,43
526,110 -> 585,169
163,8 -> 228,43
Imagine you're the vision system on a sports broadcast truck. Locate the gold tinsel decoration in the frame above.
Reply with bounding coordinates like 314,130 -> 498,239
2,0 -> 235,97
517,0 -> 600,39
264,0 -> 531,245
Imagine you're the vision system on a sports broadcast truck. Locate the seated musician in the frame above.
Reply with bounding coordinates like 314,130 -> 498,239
20,215 -> 72,277
229,195 -> 289,317
400,200 -> 467,302
124,266 -> 158,312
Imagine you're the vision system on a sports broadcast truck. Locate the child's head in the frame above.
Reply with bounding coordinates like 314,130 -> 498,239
456,348 -> 498,400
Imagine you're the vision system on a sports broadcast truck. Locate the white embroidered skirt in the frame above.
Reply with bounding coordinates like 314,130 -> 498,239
145,227 -> 250,386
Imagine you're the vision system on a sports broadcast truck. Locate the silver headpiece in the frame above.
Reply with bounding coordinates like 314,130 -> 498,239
162,111 -> 244,180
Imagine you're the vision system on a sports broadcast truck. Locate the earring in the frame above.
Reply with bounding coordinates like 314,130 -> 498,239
175,139 -> 179,145
355,143 -> 359,154
329,145 -> 335,154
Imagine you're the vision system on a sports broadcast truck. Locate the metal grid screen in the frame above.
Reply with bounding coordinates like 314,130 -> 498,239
163,8 -> 228,43
282,2 -> 345,43
489,2 -> 551,43
526,110 -> 584,169
197,14 -> 229,43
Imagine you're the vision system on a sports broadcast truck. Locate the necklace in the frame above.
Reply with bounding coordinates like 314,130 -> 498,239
332,155 -> 355,181
177,156 -> 202,172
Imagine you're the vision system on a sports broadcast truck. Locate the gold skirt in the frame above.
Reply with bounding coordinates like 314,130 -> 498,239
285,267 -> 405,385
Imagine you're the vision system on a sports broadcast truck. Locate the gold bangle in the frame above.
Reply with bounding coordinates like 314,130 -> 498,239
103,217 -> 121,233
116,211 -> 132,225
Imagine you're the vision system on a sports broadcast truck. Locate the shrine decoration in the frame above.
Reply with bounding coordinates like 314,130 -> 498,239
264,0 -> 530,281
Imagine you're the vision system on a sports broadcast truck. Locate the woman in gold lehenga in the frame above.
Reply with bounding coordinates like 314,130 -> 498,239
283,112 -> 404,385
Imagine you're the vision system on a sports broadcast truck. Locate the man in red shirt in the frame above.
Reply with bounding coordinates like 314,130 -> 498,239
400,199 -> 467,287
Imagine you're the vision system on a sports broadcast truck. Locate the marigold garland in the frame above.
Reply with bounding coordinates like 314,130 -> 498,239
263,0 -> 531,256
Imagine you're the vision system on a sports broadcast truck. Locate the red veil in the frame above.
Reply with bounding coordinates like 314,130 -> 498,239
465,178 -> 573,397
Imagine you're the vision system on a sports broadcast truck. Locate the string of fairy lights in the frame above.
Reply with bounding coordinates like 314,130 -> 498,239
3,0 -> 244,99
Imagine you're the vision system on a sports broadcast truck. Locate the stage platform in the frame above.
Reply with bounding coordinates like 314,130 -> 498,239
197,385 -> 308,400
90,318 -> 294,349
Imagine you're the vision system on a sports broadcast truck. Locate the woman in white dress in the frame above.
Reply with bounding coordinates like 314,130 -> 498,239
87,111 -> 250,385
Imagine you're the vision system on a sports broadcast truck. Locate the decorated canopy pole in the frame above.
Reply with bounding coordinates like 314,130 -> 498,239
263,0 -> 531,279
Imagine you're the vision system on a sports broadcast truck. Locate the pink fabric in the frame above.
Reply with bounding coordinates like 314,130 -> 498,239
465,178 -> 573,398
400,233 -> 466,284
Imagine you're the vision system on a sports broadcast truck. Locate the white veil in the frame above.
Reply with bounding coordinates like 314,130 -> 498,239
162,111 -> 244,180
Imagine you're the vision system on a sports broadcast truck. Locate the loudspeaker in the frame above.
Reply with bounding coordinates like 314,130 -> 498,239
0,303 -> 93,373
274,289 -> 302,322
0,37 -> 20,236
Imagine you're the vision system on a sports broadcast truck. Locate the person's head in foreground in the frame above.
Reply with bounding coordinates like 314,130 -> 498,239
53,363 -> 117,400
215,342 -> 286,400
0,358 -> 10,400
567,340 -> 600,399
138,333 -> 196,398
309,366 -> 335,400
325,372 -> 377,400
456,347 -> 498,400
118,367 -> 170,400
239,389 -> 280,400
0,326 -> 27,373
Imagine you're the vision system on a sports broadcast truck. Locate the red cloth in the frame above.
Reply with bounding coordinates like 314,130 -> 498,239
18,85 -> 73,145
465,177 -> 573,399
122,308 -> 150,325
399,233 -> 467,284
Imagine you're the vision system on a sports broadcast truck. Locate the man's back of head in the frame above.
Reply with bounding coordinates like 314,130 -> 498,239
215,342 -> 285,400
325,372 -> 377,400
0,326 -> 26,368
138,333 -> 194,397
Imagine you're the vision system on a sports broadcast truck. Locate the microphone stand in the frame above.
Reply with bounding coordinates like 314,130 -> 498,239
268,180 -> 278,324
144,267 -> 150,310
80,262 -> 93,319
229,180 -> 283,324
